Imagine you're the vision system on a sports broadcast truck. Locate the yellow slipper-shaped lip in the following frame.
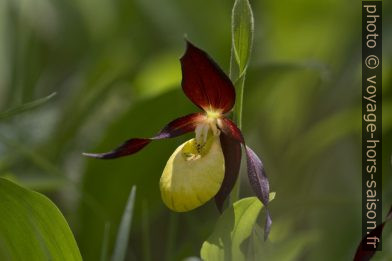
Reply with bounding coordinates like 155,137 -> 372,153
160,135 -> 225,212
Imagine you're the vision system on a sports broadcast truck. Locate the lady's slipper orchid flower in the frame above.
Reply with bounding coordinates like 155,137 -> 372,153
83,41 -> 272,238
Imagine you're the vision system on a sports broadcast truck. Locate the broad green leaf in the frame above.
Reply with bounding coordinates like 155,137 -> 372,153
112,186 -> 137,261
0,92 -> 56,120
232,0 -> 254,75
200,194 -> 275,261
0,178 -> 81,261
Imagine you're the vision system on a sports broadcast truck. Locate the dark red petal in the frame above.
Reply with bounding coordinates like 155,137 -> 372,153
83,138 -> 150,159
180,41 -> 235,113
83,112 -> 205,159
219,117 -> 271,240
152,112 -> 205,139
214,132 -> 242,212
218,117 -> 244,143
354,206 -> 392,261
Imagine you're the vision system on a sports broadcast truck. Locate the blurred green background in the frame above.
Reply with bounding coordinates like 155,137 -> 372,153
0,0 -> 391,260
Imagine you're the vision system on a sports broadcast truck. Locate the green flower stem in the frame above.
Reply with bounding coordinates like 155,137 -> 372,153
230,73 -> 246,204
229,0 -> 254,205
234,74 -> 246,130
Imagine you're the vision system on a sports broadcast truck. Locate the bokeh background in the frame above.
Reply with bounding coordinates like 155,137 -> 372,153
0,0 -> 391,260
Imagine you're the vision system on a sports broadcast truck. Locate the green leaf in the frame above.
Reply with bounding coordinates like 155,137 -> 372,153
200,194 -> 275,261
0,92 -> 56,120
0,178 -> 82,261
112,186 -> 137,261
232,0 -> 254,75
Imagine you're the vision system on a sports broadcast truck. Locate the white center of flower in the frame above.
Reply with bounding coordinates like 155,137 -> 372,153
194,111 -> 221,145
